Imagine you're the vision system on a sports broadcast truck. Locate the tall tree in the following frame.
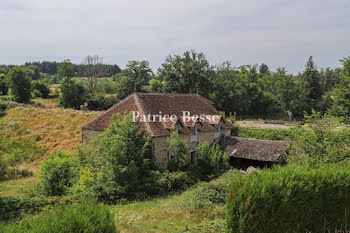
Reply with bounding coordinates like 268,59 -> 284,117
81,55 -> 104,95
157,50 -> 213,96
8,67 -> 31,103
301,56 -> 322,111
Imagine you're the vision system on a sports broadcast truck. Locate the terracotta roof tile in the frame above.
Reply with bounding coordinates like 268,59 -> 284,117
81,93 -> 234,137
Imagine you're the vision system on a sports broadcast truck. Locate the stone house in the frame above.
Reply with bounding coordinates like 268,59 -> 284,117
81,93 -> 234,169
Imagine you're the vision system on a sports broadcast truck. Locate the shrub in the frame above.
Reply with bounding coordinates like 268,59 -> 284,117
86,93 -> 118,111
0,152 -> 8,181
8,67 -> 31,103
157,170 -> 194,193
39,151 -> 78,196
167,131 -> 188,171
0,138 -> 45,165
0,196 -> 48,222
191,142 -> 229,181
226,164 -> 350,233
183,169 -> 238,218
31,81 -> 50,98
0,200 -> 117,233
287,112 -> 350,165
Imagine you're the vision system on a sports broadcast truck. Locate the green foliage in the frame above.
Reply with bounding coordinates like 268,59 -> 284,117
328,57 -> 350,123
300,56 -> 323,112
59,77 -> 86,109
85,93 -> 118,111
75,113 -> 158,202
31,81 -> 50,98
157,170 -> 194,193
157,50 -> 213,97
57,59 -> 74,82
0,100 -> 7,117
191,142 -> 229,181
182,170 -> 238,218
166,131 -> 187,171
8,67 -> 31,103
231,126 -> 300,141
0,74 -> 8,95
0,152 -> 8,181
287,111 -> 350,166
0,200 -> 117,233
0,196 -> 48,222
0,137 -> 45,165
39,151 -> 78,196
226,164 -> 350,233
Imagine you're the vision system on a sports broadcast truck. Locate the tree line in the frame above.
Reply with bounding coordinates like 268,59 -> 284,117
1,51 -> 349,123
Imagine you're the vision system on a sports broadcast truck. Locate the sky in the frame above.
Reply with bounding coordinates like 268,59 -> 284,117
0,0 -> 349,74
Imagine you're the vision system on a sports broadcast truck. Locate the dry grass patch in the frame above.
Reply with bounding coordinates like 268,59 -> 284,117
0,176 -> 38,197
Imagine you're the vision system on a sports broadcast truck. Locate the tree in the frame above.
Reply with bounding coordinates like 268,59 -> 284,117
328,57 -> 350,123
57,59 -> 74,82
0,74 -> 8,95
157,50 -> 213,96
301,56 -> 322,112
8,67 -> 31,103
81,55 -> 104,95
75,113 -> 158,201
116,60 -> 153,100
59,77 -> 86,109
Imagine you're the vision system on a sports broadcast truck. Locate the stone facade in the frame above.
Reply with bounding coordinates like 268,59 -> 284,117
82,128 -> 231,170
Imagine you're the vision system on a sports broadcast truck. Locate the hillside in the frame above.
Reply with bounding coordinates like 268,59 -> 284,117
0,105 -> 99,173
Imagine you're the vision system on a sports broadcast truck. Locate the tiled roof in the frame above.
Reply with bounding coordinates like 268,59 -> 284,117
218,136 -> 290,162
81,93 -> 234,137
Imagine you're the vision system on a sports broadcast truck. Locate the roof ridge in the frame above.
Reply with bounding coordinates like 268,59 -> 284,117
80,93 -> 136,129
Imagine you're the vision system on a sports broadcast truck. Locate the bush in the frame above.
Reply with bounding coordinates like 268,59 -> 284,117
0,200 -> 117,233
191,142 -> 229,181
31,81 -> 50,98
183,169 -> 238,218
226,164 -> 350,233
0,138 -> 45,165
0,152 -> 8,181
0,196 -> 48,222
0,74 -> 8,95
157,170 -> 194,193
85,93 -> 118,111
39,151 -> 78,196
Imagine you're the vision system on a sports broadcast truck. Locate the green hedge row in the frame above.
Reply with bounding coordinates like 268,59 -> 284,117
226,165 -> 350,233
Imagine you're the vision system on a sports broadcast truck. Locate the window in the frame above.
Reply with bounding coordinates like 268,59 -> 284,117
190,150 -> 197,166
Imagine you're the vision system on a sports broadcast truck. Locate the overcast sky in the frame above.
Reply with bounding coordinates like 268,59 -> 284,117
0,0 -> 349,73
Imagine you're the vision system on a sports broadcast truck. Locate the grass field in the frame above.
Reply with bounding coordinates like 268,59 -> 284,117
0,105 -> 99,195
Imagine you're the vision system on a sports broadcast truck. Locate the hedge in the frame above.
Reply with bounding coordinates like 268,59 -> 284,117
226,164 -> 350,233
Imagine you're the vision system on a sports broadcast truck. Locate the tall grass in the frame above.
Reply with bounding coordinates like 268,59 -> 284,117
0,200 -> 117,233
